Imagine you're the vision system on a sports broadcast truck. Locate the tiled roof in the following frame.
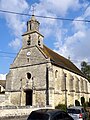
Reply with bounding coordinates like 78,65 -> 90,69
41,45 -> 85,78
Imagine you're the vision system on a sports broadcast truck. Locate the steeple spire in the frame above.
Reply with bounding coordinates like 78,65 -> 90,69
22,8 -> 44,49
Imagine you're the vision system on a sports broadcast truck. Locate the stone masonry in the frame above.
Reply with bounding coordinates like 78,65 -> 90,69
3,15 -> 90,108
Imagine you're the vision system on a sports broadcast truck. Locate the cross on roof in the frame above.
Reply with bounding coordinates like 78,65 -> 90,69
32,5 -> 35,15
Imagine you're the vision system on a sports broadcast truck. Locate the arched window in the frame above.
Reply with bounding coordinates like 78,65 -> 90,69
69,75 -> 74,91
27,73 -> 31,79
27,40 -> 31,45
27,35 -> 31,45
38,40 -> 40,46
85,81 -> 88,92
75,77 -> 79,92
80,78 -> 84,92
38,36 -> 41,46
27,58 -> 29,62
55,70 -> 58,78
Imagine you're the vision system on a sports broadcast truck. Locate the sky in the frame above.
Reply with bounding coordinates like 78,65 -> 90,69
0,0 -> 90,80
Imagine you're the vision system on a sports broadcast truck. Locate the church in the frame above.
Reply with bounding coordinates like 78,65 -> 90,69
5,15 -> 90,108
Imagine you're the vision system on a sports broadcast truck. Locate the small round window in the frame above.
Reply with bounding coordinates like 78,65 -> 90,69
27,73 -> 31,79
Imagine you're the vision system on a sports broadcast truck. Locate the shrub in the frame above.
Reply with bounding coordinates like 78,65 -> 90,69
55,104 -> 66,111
83,102 -> 90,108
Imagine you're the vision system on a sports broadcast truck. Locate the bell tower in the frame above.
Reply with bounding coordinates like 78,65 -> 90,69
22,15 -> 44,48
27,15 -> 40,32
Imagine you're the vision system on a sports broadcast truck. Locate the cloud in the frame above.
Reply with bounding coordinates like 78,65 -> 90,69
0,0 -> 90,69
54,28 -> 90,68
0,0 -> 84,49
31,0 -> 83,39
0,74 -> 6,80
83,7 -> 90,23
9,38 -> 21,50
39,0 -> 81,16
53,2 -> 90,68
29,0 -> 90,69
0,0 -> 29,49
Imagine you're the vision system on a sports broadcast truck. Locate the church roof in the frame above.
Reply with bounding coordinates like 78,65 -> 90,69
41,45 -> 86,78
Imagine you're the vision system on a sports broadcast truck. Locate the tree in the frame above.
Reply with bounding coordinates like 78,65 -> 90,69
55,104 -> 67,111
81,61 -> 90,82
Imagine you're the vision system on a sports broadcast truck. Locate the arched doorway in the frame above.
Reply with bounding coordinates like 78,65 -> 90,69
25,89 -> 33,106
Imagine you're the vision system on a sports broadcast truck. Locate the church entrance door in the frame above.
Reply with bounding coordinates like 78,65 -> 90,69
25,89 -> 33,106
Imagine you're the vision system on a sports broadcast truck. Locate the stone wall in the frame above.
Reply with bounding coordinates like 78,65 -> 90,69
52,65 -> 90,107
5,43 -> 49,106
0,94 -> 5,103
0,106 -> 53,118
5,44 -> 90,107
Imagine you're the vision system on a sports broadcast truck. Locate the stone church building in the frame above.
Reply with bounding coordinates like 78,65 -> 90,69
5,15 -> 90,108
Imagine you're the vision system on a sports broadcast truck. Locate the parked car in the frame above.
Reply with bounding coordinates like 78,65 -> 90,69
67,106 -> 88,120
27,108 -> 74,120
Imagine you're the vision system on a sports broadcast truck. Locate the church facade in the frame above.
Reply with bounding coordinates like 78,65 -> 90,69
5,15 -> 90,108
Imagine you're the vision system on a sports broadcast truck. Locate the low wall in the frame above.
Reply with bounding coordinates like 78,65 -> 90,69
0,115 -> 28,120
0,106 -> 53,118
0,107 -> 32,117
0,94 -> 5,103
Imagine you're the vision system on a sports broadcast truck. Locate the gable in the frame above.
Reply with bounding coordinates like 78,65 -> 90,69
10,46 -> 49,69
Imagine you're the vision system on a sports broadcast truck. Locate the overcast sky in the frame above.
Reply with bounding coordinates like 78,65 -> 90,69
0,0 -> 90,80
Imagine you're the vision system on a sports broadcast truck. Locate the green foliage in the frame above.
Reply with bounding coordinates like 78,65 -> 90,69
55,104 -> 67,111
85,99 -> 90,107
75,100 -> 80,106
84,102 -> 90,108
81,61 -> 90,82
